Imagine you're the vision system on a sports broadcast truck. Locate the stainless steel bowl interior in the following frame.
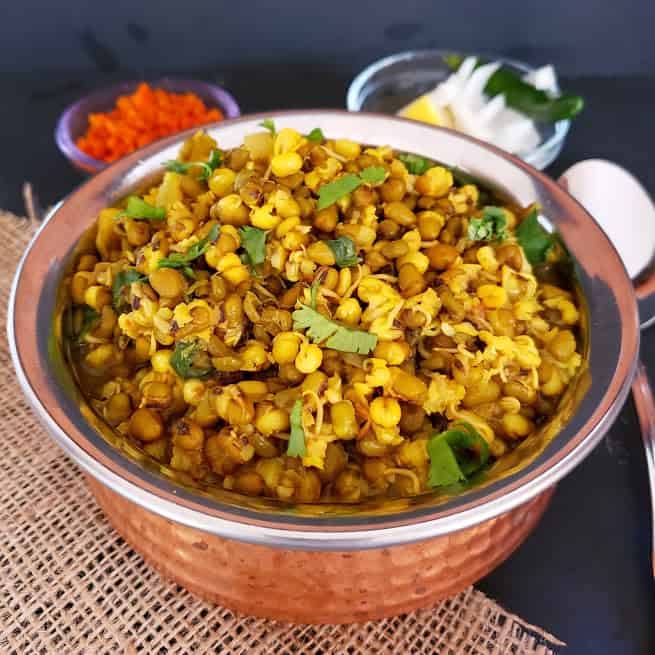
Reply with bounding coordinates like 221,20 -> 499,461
8,111 -> 639,549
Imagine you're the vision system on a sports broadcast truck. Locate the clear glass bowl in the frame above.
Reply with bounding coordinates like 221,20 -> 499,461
346,49 -> 570,170
55,78 -> 240,175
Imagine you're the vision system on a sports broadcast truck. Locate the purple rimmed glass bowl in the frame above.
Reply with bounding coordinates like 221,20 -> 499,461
55,78 -> 241,174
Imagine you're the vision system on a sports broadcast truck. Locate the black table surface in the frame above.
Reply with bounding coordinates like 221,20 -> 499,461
2,70 -> 654,654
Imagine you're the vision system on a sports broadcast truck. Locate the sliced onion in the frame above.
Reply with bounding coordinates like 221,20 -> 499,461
449,96 -> 493,143
523,65 -> 558,93
477,93 -> 506,124
491,109 -> 541,154
412,57 -> 556,155
463,62 -> 501,108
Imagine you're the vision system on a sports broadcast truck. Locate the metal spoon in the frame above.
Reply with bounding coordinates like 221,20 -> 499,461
559,159 -> 655,574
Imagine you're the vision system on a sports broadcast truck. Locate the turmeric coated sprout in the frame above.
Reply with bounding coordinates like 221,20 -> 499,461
67,127 -> 582,502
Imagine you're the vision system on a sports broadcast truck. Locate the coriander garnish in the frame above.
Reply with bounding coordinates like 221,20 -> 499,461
306,127 -> 324,142
117,197 -> 166,221
170,340 -> 214,379
316,166 -> 386,210
238,226 -> 267,273
515,208 -> 555,265
325,235 -> 361,268
259,119 -> 276,134
468,206 -> 508,242
112,269 -> 146,313
158,224 -> 220,279
427,421 -> 490,488
292,305 -> 377,355
165,149 -> 223,182
287,399 -> 306,457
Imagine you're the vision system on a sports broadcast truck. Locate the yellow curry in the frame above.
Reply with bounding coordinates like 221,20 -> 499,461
66,124 -> 582,502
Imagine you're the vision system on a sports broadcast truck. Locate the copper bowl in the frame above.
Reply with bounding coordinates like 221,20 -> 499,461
8,111 -> 641,623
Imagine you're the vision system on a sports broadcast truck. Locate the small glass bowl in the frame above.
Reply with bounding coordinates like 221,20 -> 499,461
55,78 -> 241,175
346,49 -> 570,170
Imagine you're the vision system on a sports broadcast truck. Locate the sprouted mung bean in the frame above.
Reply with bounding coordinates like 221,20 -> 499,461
65,123 -> 582,502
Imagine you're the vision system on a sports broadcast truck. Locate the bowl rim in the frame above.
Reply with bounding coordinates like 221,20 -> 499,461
10,109 -> 638,549
54,77 -> 241,173
346,48 -> 571,170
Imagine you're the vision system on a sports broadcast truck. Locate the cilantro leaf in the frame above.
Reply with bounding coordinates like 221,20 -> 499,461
206,149 -> 223,171
259,119 -> 276,134
468,206 -> 508,242
316,173 -> 361,210
158,224 -> 220,278
238,226 -> 267,272
183,224 -> 220,259
164,149 -> 223,182
398,153 -> 433,176
427,434 -> 465,487
287,399 -> 306,457
112,269 -> 146,313
326,236 -> 362,268
359,166 -> 386,184
164,161 -> 190,174
117,196 -> 166,221
292,305 -> 378,354
170,340 -> 214,379
427,421 -> 490,487
316,166 -> 386,210
306,127 -> 324,142
515,208 -> 554,265
443,421 -> 490,476
76,305 -> 100,343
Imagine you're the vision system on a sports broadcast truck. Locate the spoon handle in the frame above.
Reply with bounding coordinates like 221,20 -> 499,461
631,361 -> 655,576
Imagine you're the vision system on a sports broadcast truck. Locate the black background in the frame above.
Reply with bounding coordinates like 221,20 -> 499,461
1,2 -> 655,653
2,0 -> 654,76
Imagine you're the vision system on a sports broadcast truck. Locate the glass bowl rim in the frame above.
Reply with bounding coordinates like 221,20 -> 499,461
346,48 -> 571,169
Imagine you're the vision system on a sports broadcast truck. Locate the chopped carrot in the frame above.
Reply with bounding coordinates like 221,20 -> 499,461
76,82 -> 224,163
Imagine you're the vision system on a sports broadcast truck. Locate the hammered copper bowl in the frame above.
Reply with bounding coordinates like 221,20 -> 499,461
9,111 -> 640,623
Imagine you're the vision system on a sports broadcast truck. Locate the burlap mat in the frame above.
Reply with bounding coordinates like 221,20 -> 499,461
0,208 -> 565,654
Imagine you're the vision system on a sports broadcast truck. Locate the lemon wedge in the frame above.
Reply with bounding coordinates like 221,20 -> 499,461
398,94 -> 445,125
